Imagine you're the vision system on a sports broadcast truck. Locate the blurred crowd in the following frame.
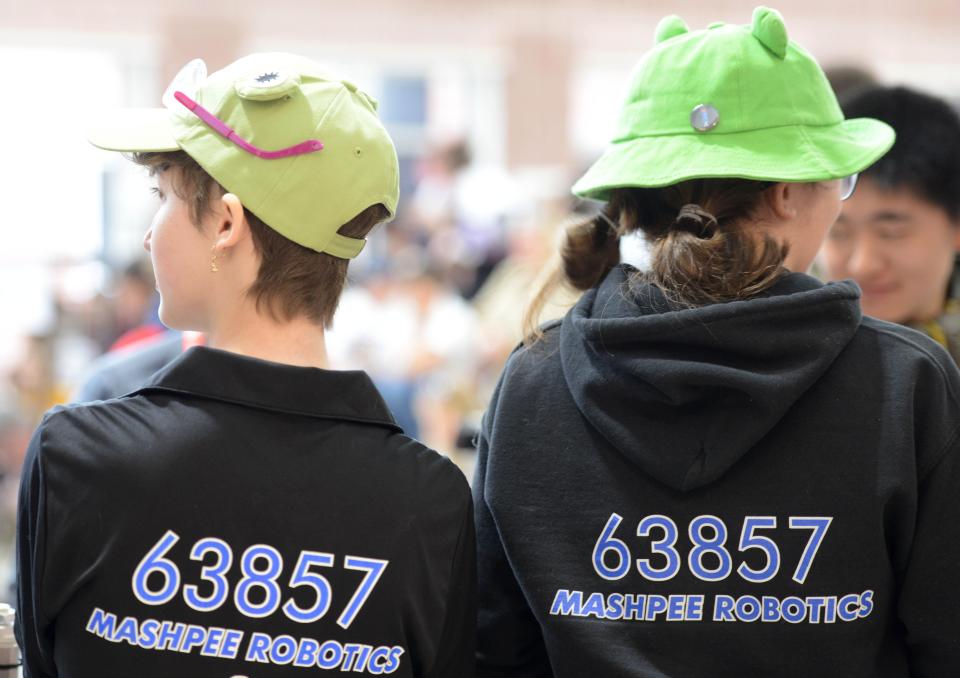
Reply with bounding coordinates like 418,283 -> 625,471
0,139 -> 587,601
0,138 -> 587,509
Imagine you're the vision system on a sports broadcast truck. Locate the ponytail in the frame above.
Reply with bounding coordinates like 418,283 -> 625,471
650,199 -> 786,307
522,206 -> 620,343
523,178 -> 788,344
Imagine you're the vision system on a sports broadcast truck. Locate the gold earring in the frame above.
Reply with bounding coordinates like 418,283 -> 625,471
211,247 -> 221,273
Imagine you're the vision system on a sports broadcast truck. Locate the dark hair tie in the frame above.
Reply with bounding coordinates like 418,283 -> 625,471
675,203 -> 719,237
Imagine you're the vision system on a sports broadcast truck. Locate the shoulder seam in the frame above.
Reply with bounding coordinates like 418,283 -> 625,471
435,453 -> 472,491
860,320 -> 960,480
539,318 -> 562,333
920,421 -> 960,482
860,321 -> 960,409
39,394 -> 141,422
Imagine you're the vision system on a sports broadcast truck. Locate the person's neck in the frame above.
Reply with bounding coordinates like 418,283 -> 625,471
909,295 -> 949,326
203,302 -> 329,369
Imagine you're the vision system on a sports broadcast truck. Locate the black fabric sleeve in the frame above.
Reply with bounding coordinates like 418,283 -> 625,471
474,393 -> 553,678
898,424 -> 960,676
16,423 -> 57,678
425,491 -> 477,678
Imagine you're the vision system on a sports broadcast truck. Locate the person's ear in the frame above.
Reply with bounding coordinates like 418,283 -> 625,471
211,193 -> 248,250
765,182 -> 800,221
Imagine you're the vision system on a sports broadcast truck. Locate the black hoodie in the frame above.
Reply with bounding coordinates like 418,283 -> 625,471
474,264 -> 960,677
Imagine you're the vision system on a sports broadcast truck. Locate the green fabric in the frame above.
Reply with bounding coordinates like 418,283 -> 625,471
573,7 -> 895,200
87,53 -> 399,259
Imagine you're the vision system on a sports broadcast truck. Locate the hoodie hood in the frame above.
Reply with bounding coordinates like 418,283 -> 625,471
559,264 -> 862,492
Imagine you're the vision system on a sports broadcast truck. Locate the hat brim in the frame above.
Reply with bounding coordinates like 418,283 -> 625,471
572,117 -> 895,200
86,108 -> 181,153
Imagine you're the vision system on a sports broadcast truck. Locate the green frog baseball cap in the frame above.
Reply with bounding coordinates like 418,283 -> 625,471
573,6 -> 895,200
87,53 -> 399,259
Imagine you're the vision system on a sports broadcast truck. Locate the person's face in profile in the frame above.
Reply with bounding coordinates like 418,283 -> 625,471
819,178 -> 960,324
142,166 -> 214,330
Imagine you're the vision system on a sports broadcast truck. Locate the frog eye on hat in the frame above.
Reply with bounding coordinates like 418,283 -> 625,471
654,15 -> 689,44
160,57 -> 324,161
161,58 -> 208,110
173,90 -> 324,160
235,68 -> 302,101
571,6 -> 895,201
87,51 -> 400,259
751,6 -> 788,58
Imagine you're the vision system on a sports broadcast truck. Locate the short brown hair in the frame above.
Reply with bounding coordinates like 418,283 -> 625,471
132,151 -> 388,327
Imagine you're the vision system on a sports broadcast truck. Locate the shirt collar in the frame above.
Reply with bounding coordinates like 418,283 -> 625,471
137,346 -> 400,431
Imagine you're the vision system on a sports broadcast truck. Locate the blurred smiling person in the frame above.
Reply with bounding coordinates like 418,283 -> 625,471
820,86 -> 960,362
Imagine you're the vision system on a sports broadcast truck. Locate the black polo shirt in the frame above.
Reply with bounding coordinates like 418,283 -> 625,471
17,346 -> 475,677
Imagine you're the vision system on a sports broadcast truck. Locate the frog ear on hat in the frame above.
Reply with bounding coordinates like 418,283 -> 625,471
752,6 -> 788,58
654,15 -> 689,44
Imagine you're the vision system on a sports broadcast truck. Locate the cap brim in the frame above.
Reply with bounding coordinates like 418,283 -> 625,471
572,118 -> 895,200
86,108 -> 180,153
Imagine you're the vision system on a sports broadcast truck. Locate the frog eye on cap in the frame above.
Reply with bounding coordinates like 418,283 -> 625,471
235,68 -> 302,101
161,58 -> 208,110
654,15 -> 689,44
751,6 -> 788,59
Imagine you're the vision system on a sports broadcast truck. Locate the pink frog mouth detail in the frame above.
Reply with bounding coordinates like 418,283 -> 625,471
174,90 -> 323,160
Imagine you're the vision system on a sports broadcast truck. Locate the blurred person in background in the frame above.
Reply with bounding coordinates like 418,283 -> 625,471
328,251 -> 481,452
106,259 -> 164,352
5,253 -> 195,611
17,53 -> 474,677
6,336 -> 67,429
408,140 -> 471,238
2,335 -> 67,608
469,180 -> 654,436
72,258 -> 196,403
71,331 -> 199,403
474,7 -> 960,676
823,65 -> 878,103
0,412 -> 31,601
409,140 -> 515,299
819,85 -> 960,363
470,189 -> 583,409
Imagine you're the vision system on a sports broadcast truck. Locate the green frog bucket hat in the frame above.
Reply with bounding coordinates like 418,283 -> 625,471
87,53 -> 399,259
572,6 -> 895,200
